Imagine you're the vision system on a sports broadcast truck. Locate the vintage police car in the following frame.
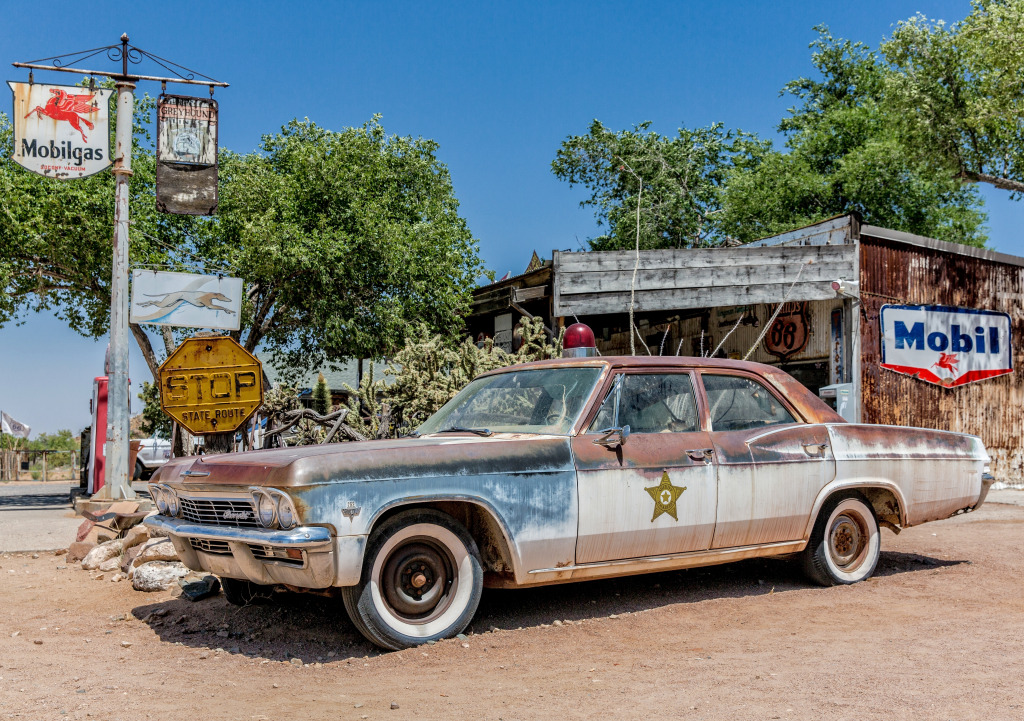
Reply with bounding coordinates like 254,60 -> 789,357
146,329 -> 993,650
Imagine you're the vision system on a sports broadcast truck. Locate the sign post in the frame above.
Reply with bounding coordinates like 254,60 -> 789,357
11,35 -> 228,500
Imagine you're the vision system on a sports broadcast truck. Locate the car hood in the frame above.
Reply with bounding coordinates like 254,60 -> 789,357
155,433 -> 575,490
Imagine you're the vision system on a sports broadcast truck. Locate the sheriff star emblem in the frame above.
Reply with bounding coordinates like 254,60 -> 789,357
645,471 -> 686,522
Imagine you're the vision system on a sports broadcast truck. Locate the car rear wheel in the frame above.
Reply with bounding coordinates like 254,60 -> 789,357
802,493 -> 880,586
342,509 -> 483,650
133,461 -> 144,481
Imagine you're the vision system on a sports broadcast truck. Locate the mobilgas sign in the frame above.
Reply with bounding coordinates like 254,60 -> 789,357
880,304 -> 1012,387
8,82 -> 113,178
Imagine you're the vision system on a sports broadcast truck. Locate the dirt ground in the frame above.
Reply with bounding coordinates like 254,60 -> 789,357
1,497 -> 1022,721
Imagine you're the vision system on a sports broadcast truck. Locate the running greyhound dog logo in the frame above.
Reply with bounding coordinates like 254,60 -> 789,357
24,88 -> 99,143
137,291 -> 236,315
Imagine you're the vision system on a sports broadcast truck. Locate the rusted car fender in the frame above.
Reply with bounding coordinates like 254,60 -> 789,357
363,493 -> 522,576
801,477 -> 910,542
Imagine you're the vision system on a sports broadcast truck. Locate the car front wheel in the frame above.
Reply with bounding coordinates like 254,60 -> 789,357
802,493 -> 880,586
342,509 -> 483,650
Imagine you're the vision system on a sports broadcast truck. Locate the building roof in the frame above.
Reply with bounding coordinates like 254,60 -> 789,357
860,224 -> 1024,269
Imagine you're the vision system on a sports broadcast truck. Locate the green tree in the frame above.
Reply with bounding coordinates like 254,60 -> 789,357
551,120 -> 751,250
312,372 -> 330,415
137,380 -> 172,438
719,28 -> 987,245
207,117 -> 485,377
882,1 -> 1024,196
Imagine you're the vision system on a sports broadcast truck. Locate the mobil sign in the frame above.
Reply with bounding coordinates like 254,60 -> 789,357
880,304 -> 1013,388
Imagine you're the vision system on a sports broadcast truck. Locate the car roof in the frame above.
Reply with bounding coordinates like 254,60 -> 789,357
480,355 -> 777,373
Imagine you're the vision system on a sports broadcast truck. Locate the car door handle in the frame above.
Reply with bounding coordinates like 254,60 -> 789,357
686,448 -> 714,462
802,443 -> 828,456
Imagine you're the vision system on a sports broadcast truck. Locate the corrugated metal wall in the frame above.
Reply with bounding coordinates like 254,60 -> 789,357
860,235 -> 1024,480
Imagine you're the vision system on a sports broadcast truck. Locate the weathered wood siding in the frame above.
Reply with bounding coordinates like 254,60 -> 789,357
860,231 -> 1024,480
553,244 -> 857,317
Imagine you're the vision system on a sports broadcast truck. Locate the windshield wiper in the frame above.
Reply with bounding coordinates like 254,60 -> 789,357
436,426 -> 494,437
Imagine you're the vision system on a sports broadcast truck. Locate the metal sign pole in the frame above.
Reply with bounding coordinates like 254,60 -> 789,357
94,74 -> 137,500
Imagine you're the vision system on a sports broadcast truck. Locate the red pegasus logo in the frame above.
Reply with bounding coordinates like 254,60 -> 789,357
932,353 -> 959,374
24,88 -> 99,143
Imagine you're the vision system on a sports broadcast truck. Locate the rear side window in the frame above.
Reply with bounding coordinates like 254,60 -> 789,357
703,374 -> 796,432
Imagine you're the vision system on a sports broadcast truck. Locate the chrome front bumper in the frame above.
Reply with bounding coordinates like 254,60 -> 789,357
145,515 -> 339,588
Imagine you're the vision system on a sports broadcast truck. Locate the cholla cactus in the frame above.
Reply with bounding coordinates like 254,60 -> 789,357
343,363 -> 392,439
381,318 -> 564,434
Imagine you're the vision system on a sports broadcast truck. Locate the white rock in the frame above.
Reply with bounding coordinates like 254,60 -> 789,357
98,557 -> 121,573
121,524 -> 150,550
132,561 -> 190,592
131,538 -> 179,568
81,539 -> 125,571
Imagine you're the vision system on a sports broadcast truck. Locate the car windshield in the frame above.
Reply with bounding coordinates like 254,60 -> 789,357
417,367 -> 603,436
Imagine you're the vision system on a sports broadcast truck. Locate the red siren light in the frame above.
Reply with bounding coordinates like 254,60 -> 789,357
562,323 -> 598,357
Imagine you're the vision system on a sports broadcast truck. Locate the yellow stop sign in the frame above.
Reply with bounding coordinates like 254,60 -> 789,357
158,336 -> 264,436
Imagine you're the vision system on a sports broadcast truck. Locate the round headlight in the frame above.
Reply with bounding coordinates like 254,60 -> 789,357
166,490 -> 180,518
152,486 -> 169,515
256,492 -> 277,528
274,492 -> 296,529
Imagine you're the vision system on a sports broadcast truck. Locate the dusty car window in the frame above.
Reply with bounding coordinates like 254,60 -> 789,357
590,374 -> 698,433
417,367 -> 603,435
703,374 -> 796,432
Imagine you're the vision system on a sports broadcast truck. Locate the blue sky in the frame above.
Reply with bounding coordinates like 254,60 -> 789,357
2,0 -> 1022,436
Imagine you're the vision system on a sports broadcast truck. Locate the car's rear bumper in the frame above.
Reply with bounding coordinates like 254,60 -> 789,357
976,472 -> 997,509
144,515 -> 340,588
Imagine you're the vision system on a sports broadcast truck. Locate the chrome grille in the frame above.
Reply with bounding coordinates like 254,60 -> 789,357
190,538 -> 231,555
179,497 -> 258,528
188,538 -> 304,567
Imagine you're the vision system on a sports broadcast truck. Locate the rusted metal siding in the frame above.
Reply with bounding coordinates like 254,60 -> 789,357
859,234 -> 1024,479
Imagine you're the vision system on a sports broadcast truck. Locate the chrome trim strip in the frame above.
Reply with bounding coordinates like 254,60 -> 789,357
145,515 -> 333,548
527,540 -> 805,574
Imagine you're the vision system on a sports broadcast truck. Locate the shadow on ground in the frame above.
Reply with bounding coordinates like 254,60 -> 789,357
0,492 -> 72,510
133,549 -> 964,662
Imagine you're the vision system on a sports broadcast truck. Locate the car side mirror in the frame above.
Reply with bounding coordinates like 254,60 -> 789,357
594,425 -> 630,449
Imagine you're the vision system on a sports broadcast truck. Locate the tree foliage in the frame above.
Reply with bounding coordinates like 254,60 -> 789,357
551,120 -> 754,250
882,0 -> 1024,196
720,28 -> 987,245
136,380 -> 172,438
209,117 -> 485,377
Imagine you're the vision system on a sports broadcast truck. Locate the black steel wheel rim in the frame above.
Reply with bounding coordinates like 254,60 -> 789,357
381,538 -> 457,622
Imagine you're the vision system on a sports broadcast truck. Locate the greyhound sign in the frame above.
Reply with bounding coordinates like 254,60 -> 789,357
8,81 -> 114,178
130,270 -> 243,331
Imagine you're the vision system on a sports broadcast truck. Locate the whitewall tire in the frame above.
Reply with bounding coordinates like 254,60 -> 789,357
802,494 -> 880,586
342,509 -> 483,650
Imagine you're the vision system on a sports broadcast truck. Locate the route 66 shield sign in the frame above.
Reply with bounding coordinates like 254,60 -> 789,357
764,301 -> 810,360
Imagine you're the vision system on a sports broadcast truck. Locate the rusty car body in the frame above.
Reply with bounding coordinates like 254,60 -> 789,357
145,356 -> 994,649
